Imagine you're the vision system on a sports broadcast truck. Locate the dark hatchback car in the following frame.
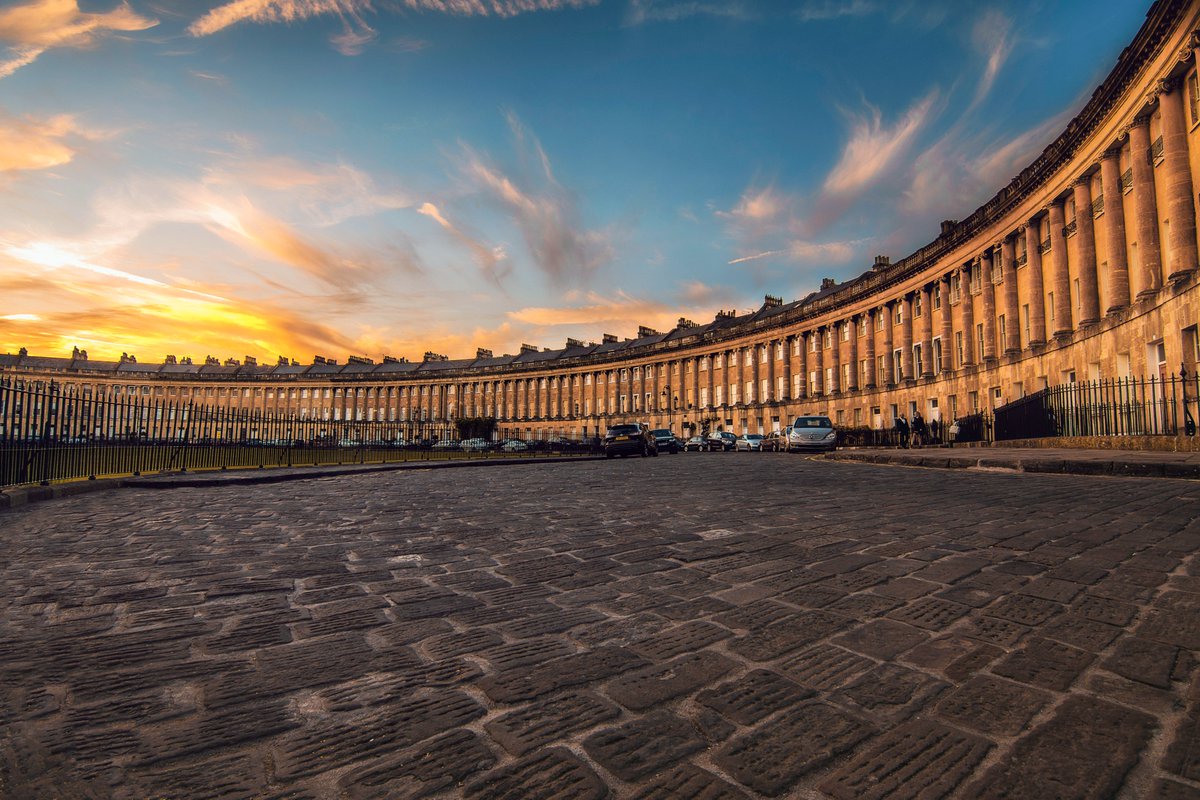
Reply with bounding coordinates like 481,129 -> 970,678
603,423 -> 659,458
707,431 -> 738,451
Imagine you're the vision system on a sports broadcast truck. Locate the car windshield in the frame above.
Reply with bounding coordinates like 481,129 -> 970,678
794,416 -> 833,428
744,435 -> 763,440
608,425 -> 640,435
650,429 -> 672,437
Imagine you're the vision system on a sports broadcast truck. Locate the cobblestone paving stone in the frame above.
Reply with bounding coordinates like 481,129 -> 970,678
1,454 -> 1199,798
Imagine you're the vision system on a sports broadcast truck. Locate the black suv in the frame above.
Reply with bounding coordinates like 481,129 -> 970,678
649,428 -> 680,454
603,423 -> 659,458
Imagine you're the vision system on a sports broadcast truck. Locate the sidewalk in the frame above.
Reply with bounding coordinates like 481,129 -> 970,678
826,445 -> 1200,479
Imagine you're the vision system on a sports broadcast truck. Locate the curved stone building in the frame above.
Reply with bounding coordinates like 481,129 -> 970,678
4,0 -> 1200,441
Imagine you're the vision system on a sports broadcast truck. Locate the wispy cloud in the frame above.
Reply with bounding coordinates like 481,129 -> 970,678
624,0 -> 753,26
971,9 -> 1014,108
0,0 -> 157,79
0,111 -> 83,173
190,0 -> 599,43
795,0 -> 878,23
417,201 -> 509,285
508,292 -> 671,327
452,112 -> 614,286
822,89 -> 938,196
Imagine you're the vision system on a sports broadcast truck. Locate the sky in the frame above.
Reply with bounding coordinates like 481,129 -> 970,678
0,0 -> 1153,364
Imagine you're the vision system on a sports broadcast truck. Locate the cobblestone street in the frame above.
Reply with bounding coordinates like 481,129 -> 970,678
2,454 -> 1198,799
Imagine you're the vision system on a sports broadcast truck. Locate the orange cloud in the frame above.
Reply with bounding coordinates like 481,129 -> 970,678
822,90 -> 938,196
0,0 -> 157,79
0,111 -> 78,172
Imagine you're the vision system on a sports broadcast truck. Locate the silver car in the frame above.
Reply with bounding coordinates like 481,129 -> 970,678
735,434 -> 766,451
786,416 -> 837,452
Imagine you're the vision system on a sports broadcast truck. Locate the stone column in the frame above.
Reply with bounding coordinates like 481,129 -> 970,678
766,341 -> 777,401
960,265 -> 975,366
981,248 -> 998,361
812,329 -> 824,395
883,305 -> 896,386
1001,235 -> 1020,354
1127,114 -> 1163,295
693,355 -> 701,411
1024,222 -> 1047,344
1072,176 -> 1101,324
919,287 -> 934,377
826,325 -> 839,393
781,338 -> 792,400
864,311 -> 877,388
847,321 -> 859,391
1158,78 -> 1199,280
797,335 -> 808,399
939,276 -> 953,369
1048,200 -> 1073,336
900,295 -> 914,381
1099,146 -> 1130,312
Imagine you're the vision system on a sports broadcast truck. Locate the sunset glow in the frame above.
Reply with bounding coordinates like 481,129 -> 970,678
0,0 -> 1147,363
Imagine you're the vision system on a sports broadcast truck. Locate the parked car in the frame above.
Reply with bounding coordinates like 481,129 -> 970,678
603,422 -> 659,458
786,416 -> 838,452
707,431 -> 738,451
762,429 -> 789,452
684,436 -> 708,452
736,434 -> 766,451
431,438 -> 460,450
650,428 -> 681,453
499,439 -> 529,452
460,438 -> 490,451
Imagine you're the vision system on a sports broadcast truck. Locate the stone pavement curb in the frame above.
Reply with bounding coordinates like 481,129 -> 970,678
0,455 -> 606,511
825,447 -> 1200,479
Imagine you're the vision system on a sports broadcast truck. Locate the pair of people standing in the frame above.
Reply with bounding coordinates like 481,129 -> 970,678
894,412 -> 928,448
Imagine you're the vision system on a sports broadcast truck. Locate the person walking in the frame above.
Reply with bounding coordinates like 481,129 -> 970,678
896,415 -> 910,448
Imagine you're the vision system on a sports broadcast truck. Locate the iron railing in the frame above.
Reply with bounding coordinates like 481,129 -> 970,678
994,371 -> 1199,441
0,378 -> 601,489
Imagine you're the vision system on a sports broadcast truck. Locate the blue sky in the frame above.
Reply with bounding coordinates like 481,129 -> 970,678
0,0 -> 1150,363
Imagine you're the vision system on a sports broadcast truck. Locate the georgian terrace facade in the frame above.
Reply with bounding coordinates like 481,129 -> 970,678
5,0 -> 1200,441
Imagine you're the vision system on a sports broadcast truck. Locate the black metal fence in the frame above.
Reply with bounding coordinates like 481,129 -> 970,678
0,378 -> 600,489
995,372 -> 1199,441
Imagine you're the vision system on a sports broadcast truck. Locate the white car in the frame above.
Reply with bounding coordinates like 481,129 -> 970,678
500,439 -> 529,452
461,438 -> 490,451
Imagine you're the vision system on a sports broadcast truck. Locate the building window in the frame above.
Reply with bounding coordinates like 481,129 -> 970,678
976,323 -> 985,362
955,331 -> 964,367
950,272 -> 961,302
841,324 -> 849,342
877,355 -> 886,386
1022,304 -> 1030,345
700,356 -> 708,371
893,349 -> 903,384
913,294 -> 922,317
895,304 -> 903,325
776,375 -> 785,398
793,374 -> 802,397
824,367 -> 833,390
1189,71 -> 1200,127
775,342 -> 784,360
933,338 -> 943,373
841,364 -> 850,388
730,351 -> 739,367
913,343 -> 923,377
715,386 -> 724,405
1016,235 -> 1027,266
858,317 -> 868,337
1048,291 -> 1055,323
824,329 -> 833,349
761,378 -> 769,400
875,312 -> 884,331
998,314 -> 1006,346
933,284 -> 942,310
